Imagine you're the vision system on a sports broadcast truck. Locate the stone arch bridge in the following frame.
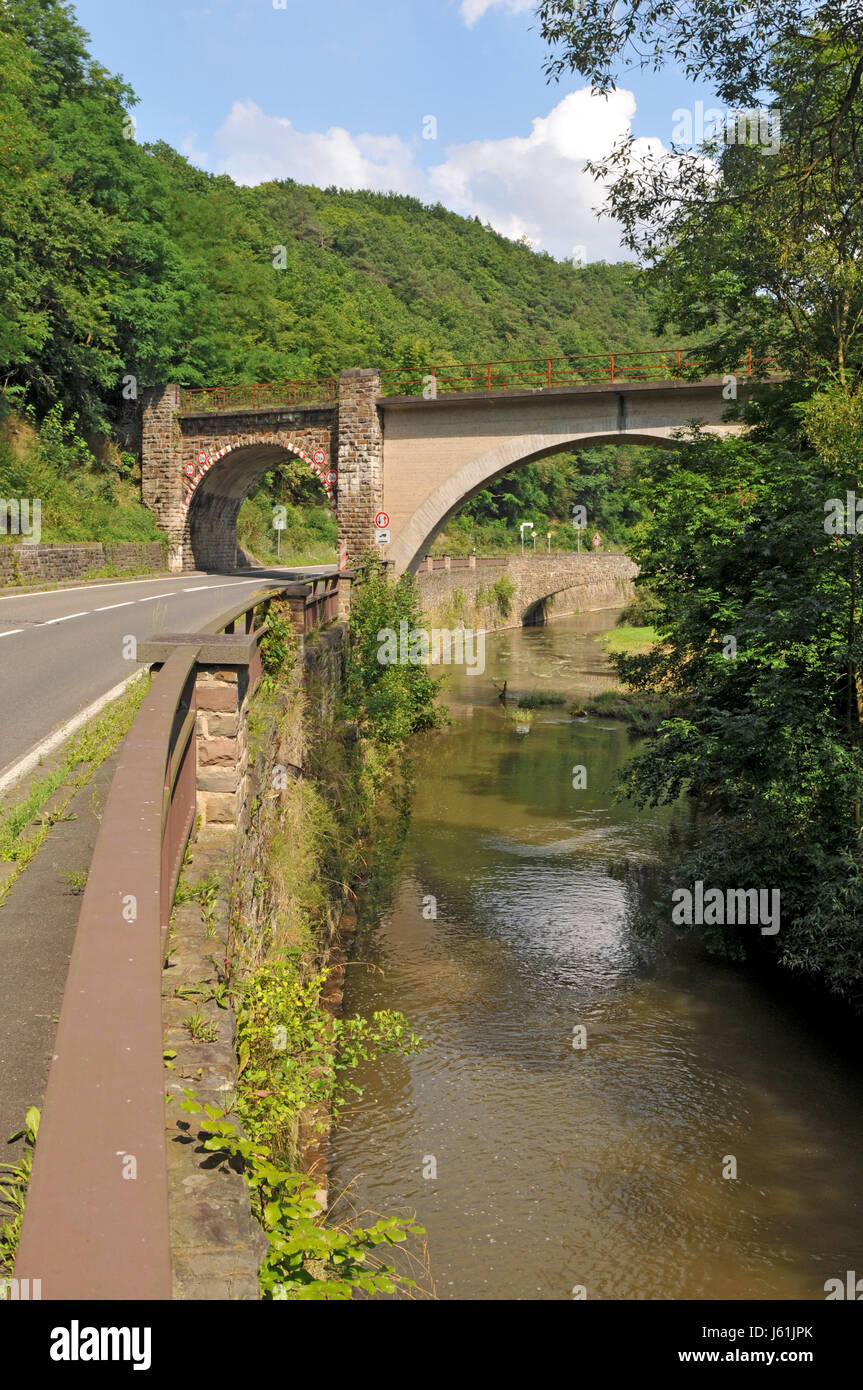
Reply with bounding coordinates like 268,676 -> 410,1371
141,353 -> 774,576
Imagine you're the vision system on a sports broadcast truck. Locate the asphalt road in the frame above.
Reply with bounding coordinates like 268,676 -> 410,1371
0,570 -> 306,782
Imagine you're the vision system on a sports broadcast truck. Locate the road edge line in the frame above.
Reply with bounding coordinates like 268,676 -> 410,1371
0,669 -> 148,798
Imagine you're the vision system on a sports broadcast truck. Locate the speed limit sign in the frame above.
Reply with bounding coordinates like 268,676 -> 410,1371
313,449 -> 326,466
592,532 -> 601,549
374,510 -> 390,529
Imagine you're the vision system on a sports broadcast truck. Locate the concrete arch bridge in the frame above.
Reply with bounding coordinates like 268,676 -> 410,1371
140,351 -> 776,575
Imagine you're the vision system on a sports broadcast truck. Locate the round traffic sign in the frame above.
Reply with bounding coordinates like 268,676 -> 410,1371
313,449 -> 326,466
196,451 -> 207,465
592,532 -> 601,548
326,471 -> 337,485
184,462 -> 196,477
375,510 -> 390,529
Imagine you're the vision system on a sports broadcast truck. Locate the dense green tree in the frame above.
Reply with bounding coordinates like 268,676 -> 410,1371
539,3 -> 863,385
0,1 -> 673,431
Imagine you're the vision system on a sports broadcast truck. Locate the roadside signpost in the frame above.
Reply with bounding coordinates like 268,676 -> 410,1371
374,511 -> 391,550
273,507 -> 286,560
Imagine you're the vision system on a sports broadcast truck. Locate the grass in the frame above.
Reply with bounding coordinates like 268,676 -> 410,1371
0,673 -> 149,903
0,411 -> 166,546
584,690 -> 678,734
0,1107 -> 39,1277
516,691 -> 567,709
185,1011 -> 219,1044
598,623 -> 659,655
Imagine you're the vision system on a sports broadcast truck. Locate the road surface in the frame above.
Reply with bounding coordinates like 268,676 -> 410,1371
0,570 -> 310,784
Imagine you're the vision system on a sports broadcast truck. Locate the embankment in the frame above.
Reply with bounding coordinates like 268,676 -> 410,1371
415,553 -> 637,631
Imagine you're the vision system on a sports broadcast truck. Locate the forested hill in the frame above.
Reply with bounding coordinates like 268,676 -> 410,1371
0,1 -> 666,432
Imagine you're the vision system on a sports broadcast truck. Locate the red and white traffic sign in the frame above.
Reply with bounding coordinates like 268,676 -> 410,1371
184,462 -> 196,477
326,470 -> 337,485
374,510 -> 390,529
313,449 -> 326,466
196,451 -> 207,465
592,532 -> 601,548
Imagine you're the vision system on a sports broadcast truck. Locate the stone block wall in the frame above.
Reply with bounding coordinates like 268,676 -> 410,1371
141,385 -> 183,569
195,666 -> 251,831
416,552 -> 637,631
0,540 -> 167,585
336,369 -> 383,565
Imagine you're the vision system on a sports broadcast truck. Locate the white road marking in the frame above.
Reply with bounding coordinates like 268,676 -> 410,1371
0,671 -> 147,798
0,573 -> 206,603
42,611 -> 88,625
136,593 -> 175,602
95,602 -> 135,612
0,629 -> 23,638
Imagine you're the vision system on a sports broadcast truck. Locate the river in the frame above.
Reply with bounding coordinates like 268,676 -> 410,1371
329,608 -> 863,1300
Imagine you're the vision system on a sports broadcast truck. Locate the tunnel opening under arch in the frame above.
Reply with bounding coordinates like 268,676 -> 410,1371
394,430 -> 694,576
183,443 -> 338,573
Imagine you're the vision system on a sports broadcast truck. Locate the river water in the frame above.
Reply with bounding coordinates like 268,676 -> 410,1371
329,608 -> 863,1300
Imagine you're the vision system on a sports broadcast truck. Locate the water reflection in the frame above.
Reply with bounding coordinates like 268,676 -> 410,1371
329,610 -> 863,1300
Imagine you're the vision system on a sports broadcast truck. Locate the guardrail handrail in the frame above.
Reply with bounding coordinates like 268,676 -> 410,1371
14,646 -> 198,1299
14,578 -> 342,1299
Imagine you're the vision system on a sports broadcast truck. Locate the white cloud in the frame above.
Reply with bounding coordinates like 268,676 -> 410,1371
213,101 -> 424,195
213,88 -> 667,262
459,0 -> 535,27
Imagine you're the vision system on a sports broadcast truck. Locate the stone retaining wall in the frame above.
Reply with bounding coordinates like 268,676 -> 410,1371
0,540 -> 167,585
416,552 -> 637,631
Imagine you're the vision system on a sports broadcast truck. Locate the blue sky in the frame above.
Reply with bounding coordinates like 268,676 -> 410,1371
72,0 -> 709,260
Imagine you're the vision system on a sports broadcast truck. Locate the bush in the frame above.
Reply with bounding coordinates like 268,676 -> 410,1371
342,554 -> 446,745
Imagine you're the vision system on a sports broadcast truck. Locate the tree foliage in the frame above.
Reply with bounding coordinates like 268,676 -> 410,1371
0,0 -> 671,433
540,3 -> 863,386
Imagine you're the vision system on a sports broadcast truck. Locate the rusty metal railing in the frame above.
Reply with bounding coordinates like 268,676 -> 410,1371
379,347 -> 778,396
14,578 -> 343,1300
302,574 -> 341,633
179,378 -> 337,414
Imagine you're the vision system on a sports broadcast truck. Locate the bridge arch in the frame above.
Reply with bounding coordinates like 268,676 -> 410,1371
183,440 -> 336,572
388,426 -> 732,575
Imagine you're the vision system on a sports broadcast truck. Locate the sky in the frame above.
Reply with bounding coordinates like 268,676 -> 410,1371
71,0 -> 711,262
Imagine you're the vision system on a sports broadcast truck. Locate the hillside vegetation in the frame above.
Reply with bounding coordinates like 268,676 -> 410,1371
0,0 -> 669,435
0,0 -> 671,557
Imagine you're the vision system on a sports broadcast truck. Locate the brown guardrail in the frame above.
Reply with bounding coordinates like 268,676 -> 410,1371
14,577 -> 342,1300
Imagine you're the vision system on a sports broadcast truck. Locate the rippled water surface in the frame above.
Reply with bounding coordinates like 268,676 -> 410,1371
329,609 -> 863,1300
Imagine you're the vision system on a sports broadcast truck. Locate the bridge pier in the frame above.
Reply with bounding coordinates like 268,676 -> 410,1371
141,384 -> 185,572
335,368 -> 383,564
140,370 -> 385,573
